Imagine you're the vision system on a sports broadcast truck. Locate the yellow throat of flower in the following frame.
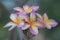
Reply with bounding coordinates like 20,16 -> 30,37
24,8 -> 32,13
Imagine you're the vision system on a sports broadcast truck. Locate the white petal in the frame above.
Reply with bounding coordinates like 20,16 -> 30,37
43,13 -> 48,20
23,5 -> 29,10
14,7 -> 24,12
30,13 -> 36,21
21,24 -> 30,30
4,22 -> 12,28
10,13 -> 17,22
18,21 -> 24,27
30,25 -> 38,35
9,25 -> 16,31
46,25 -> 51,29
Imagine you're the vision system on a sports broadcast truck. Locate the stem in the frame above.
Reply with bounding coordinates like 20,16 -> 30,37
9,29 -> 17,40
16,27 -> 27,40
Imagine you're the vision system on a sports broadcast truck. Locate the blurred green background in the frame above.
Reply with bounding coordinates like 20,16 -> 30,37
0,0 -> 60,40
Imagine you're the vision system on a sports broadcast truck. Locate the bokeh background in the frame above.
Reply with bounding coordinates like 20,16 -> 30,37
0,0 -> 60,40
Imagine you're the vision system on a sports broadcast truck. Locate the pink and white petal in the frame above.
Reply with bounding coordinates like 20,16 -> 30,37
22,12 -> 27,16
38,24 -> 45,29
31,6 -> 39,11
8,25 -> 16,31
18,21 -> 24,27
30,26 -> 38,35
36,13 -> 42,19
19,12 -> 27,19
34,22 -> 44,29
30,13 -> 36,22
22,12 -> 28,17
23,14 -> 28,19
24,16 -> 30,23
15,12 -> 21,15
14,7 -> 24,12
19,14 -> 24,19
37,18 -> 43,23
49,19 -> 58,27
23,5 -> 32,13
10,13 -> 17,22
46,25 -> 52,29
4,22 -> 13,28
33,22 -> 40,27
21,24 -> 30,30
36,13 -> 44,22
23,5 -> 30,10
43,13 -> 48,21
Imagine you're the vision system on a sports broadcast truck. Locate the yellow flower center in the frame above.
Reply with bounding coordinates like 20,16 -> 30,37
25,8 -> 32,13
13,17 -> 21,26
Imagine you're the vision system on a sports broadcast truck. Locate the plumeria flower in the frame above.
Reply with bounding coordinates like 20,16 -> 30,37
37,13 -> 58,29
14,5 -> 39,14
21,13 -> 41,35
4,13 -> 24,31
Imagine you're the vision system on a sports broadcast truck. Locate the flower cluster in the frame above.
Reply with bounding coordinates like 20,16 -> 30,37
4,5 -> 58,35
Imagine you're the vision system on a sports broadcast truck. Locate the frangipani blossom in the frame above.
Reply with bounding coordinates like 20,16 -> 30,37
21,13 -> 41,35
4,13 -> 24,31
14,5 -> 39,14
37,13 -> 58,29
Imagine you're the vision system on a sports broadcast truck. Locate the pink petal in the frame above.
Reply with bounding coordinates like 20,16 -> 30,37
36,13 -> 43,22
19,12 -> 27,19
21,24 -> 30,30
14,7 -> 24,12
46,25 -> 52,29
38,24 -> 45,29
31,6 -> 39,11
50,19 -> 58,27
30,27 -> 38,35
37,18 -> 43,23
36,13 -> 42,18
